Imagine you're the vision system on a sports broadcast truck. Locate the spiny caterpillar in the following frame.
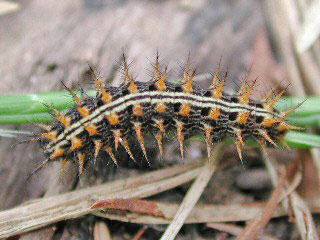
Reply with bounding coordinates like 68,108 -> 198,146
29,54 -> 303,178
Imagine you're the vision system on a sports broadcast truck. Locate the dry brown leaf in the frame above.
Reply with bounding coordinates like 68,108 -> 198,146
91,199 -> 165,218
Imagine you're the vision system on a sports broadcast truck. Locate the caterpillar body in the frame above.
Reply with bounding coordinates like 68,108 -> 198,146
31,54 -> 303,177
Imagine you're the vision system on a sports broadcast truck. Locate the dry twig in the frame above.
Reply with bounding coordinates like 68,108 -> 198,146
160,143 -> 224,240
207,223 -> 277,240
262,150 -> 319,240
0,162 -> 202,238
93,222 -> 112,240
237,167 -> 286,240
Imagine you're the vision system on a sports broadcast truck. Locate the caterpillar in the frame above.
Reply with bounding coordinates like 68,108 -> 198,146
29,54 -> 303,178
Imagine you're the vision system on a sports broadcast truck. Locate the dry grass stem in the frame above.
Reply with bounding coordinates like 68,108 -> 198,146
0,1 -> 19,16
160,143 -> 224,240
207,223 -> 277,240
289,192 -> 319,240
207,223 -> 244,237
0,162 -> 202,238
282,0 -> 320,96
264,1 -> 320,238
1,160 -> 320,238
296,1 -> 320,53
93,222 -> 112,240
132,226 -> 148,240
264,0 -> 306,97
93,201 -> 290,224
279,169 -> 302,203
237,167 -> 286,240
262,151 -> 319,240
94,198 -> 320,225
266,0 -> 320,178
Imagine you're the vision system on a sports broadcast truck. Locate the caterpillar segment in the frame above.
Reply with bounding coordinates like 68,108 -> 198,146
204,125 -> 213,159
92,63 -> 114,105
84,123 -> 98,136
258,129 -> 278,148
262,117 -> 283,128
112,129 -> 121,151
263,83 -> 280,103
210,61 -> 221,89
31,55 -> 304,180
239,78 -> 258,105
49,107 -> 72,129
238,65 -> 254,97
182,68 -> 195,94
281,100 -> 306,119
155,130 -> 164,160
35,123 -> 52,132
278,135 -> 290,150
231,127 -> 245,164
277,122 -> 304,132
61,81 -> 81,105
49,147 -> 65,160
209,108 -> 220,121
101,88 -> 113,104
78,152 -> 86,176
265,89 -> 286,112
235,140 -> 243,164
237,111 -> 250,125
94,140 -> 103,160
153,118 -> 165,159
212,71 -> 226,99
152,52 -> 161,80
134,122 -> 149,165
176,122 -> 185,160
183,53 -> 192,84
77,105 -> 90,118
70,136 -> 83,151
105,144 -> 118,166
120,137 -> 136,163
60,159 -> 68,182
40,131 -> 57,141
155,68 -> 167,91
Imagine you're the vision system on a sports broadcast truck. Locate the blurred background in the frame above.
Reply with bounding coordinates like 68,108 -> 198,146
0,0 -> 320,239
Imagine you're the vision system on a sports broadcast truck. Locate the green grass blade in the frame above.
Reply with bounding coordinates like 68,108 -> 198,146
0,91 -> 319,149
275,96 -> 320,127
275,96 -> 320,117
192,131 -> 320,149
0,113 -> 54,124
284,131 -> 320,148
0,92 -> 76,115
1,92 -> 319,124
